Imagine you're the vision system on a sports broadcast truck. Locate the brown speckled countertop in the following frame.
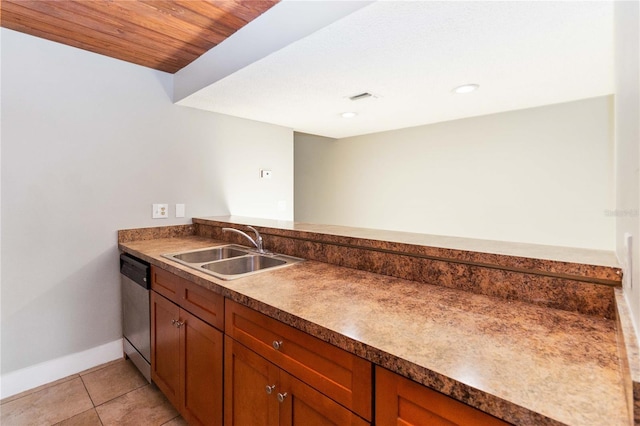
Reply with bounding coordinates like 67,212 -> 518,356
119,235 -> 630,426
194,216 -> 621,273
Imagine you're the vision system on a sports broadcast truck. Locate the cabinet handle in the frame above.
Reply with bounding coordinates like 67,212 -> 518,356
277,392 -> 288,403
175,320 -> 184,328
265,385 -> 276,395
171,319 -> 176,326
272,340 -> 283,350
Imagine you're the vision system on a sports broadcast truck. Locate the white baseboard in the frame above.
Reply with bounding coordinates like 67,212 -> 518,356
0,338 -> 123,399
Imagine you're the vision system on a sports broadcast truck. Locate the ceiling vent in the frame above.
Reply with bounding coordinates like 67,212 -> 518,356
349,92 -> 374,101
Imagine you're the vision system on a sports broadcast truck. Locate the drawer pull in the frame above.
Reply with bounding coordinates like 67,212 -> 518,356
277,392 -> 288,403
265,385 -> 276,395
272,340 -> 283,350
171,319 -> 184,328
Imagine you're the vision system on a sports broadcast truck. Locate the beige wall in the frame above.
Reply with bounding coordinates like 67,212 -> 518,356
1,28 -> 293,378
615,1 -> 640,338
295,96 -> 615,250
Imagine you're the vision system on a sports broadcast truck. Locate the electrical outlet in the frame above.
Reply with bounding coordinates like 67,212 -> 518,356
152,204 -> 169,219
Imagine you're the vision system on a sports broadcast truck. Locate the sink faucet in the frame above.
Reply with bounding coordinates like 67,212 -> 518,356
222,225 -> 266,253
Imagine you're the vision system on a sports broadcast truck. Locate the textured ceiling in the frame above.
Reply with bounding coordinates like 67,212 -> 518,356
180,1 -> 615,138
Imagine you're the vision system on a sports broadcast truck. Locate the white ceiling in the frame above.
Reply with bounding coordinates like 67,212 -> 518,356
178,1 -> 614,139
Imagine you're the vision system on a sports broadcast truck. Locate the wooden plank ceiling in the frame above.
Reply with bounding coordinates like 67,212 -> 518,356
1,0 -> 279,73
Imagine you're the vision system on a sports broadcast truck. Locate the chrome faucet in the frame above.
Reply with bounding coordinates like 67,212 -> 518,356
222,225 -> 266,253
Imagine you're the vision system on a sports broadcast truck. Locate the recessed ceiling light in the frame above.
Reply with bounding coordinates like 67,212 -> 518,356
453,84 -> 479,94
341,112 -> 357,118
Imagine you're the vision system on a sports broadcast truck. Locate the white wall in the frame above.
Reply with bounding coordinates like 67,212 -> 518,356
211,113 -> 293,219
0,28 -> 293,386
295,96 -> 615,250
614,1 -> 640,338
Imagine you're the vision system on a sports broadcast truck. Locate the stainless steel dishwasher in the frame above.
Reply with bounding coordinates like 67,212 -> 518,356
120,253 -> 151,382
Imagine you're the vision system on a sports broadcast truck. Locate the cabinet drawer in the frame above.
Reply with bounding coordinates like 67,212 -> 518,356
376,367 -> 510,426
182,280 -> 224,331
151,265 -> 182,303
151,266 -> 224,331
225,300 -> 372,421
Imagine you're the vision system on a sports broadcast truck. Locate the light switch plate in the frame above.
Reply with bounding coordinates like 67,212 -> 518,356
260,169 -> 272,179
176,204 -> 186,218
152,204 -> 169,219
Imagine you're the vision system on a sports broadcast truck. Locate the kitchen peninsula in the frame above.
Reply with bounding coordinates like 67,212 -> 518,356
118,216 -> 638,425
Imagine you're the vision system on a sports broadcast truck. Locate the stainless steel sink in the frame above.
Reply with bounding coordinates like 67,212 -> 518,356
170,246 -> 247,263
162,244 -> 303,280
202,255 -> 287,275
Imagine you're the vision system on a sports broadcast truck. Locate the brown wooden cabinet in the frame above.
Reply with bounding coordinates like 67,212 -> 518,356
224,336 -> 368,426
151,267 -> 224,426
279,368 -> 369,426
151,265 -> 224,330
181,308 -> 223,425
224,335 -> 279,426
225,300 -> 372,421
150,291 -> 181,408
149,265 -> 508,426
375,367 -> 510,426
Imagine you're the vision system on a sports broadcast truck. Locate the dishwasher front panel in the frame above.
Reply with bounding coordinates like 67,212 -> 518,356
120,253 -> 151,382
122,274 -> 151,362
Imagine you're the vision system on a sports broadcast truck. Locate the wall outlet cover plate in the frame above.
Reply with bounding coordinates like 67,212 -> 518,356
153,204 -> 169,219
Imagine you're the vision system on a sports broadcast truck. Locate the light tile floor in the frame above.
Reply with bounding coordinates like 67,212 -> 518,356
0,358 -> 187,426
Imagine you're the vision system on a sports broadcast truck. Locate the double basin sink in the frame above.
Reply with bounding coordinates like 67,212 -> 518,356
162,244 -> 303,280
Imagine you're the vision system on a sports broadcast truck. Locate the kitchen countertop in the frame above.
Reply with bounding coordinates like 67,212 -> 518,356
119,235 -> 630,425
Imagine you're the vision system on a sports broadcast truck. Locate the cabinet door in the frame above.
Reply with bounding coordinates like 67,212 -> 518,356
226,300 -> 372,420
151,291 -> 181,409
278,371 -> 369,426
181,308 -> 223,426
375,367 -> 509,426
225,336 -> 279,426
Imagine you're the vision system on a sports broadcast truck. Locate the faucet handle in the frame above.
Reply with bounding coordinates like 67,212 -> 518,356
246,226 -> 265,252
247,226 -> 262,243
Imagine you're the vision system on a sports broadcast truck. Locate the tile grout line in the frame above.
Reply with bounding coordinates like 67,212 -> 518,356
5,359 -> 175,426
161,414 -> 183,425
79,375 -> 97,408
79,362 -> 149,425
94,382 -> 151,409
77,373 -> 105,426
